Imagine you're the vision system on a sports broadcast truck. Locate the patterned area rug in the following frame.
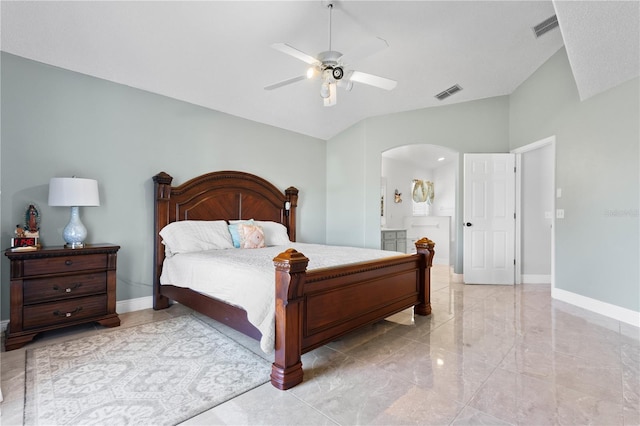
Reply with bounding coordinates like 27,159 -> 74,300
24,315 -> 271,425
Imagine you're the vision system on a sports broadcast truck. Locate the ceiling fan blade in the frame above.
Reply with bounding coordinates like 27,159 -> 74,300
271,43 -> 319,65
348,70 -> 397,91
264,75 -> 306,91
338,37 -> 389,66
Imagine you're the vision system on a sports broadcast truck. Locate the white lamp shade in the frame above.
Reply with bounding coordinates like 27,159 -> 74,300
48,177 -> 100,207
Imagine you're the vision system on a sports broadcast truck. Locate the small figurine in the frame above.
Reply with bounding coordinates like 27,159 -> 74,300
394,189 -> 403,203
13,211 -> 40,249
15,225 -> 26,238
27,204 -> 39,233
23,204 -> 41,238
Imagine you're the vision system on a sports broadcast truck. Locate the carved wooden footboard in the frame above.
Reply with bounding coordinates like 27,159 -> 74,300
271,240 -> 434,389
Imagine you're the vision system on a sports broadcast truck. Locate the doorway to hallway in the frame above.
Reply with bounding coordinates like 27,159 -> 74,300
514,136 -> 556,285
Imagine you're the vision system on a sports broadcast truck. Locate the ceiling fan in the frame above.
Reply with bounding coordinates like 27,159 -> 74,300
264,2 -> 397,107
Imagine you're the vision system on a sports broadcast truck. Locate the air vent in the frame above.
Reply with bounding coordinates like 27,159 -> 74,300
435,84 -> 463,101
533,15 -> 559,38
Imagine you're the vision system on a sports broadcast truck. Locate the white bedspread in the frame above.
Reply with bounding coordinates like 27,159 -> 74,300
160,243 -> 405,353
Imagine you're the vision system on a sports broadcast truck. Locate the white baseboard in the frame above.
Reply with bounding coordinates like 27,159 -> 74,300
552,287 -> 640,327
1,297 -> 155,333
450,267 -> 464,283
521,274 -> 551,284
117,296 -> 154,314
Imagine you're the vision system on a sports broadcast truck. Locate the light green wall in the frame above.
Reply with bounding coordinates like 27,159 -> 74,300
326,122 -> 368,247
327,95 -> 511,273
326,46 -> 638,313
510,48 -> 639,311
1,53 -> 326,319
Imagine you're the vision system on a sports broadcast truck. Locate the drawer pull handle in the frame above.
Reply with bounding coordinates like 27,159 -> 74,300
53,284 -> 82,293
65,260 -> 73,266
53,307 -> 83,318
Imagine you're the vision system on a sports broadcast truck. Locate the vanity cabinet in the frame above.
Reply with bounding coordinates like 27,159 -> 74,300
381,229 -> 407,253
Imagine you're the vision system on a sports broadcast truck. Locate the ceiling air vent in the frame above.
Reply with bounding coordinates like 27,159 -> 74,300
533,15 -> 559,38
435,84 -> 462,101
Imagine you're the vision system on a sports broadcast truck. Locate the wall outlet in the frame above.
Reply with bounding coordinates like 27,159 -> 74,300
544,211 -> 552,219
556,209 -> 565,219
557,188 -> 562,198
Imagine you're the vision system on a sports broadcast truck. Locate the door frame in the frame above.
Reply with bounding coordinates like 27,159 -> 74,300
512,136 -> 556,287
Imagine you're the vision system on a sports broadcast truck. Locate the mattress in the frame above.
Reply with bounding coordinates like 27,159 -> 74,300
160,243 -> 404,352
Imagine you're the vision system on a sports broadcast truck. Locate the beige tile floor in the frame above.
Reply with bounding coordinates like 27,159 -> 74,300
1,265 -> 638,425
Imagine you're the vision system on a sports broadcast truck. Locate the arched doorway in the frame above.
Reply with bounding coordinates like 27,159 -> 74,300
381,144 -> 460,271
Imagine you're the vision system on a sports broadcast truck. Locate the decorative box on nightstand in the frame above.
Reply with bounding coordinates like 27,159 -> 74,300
4,244 -> 120,350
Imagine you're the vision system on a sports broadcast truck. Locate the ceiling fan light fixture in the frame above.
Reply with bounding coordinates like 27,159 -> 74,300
307,66 -> 318,79
323,82 -> 337,107
338,79 -> 353,91
321,68 -> 334,83
320,81 -> 330,98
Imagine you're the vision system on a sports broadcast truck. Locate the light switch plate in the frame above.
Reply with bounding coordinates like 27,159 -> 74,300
556,209 -> 565,219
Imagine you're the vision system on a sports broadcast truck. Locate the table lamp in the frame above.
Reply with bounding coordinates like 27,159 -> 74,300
48,177 -> 100,248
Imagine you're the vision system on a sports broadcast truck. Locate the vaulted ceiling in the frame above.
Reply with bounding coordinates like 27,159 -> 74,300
2,1 -> 638,140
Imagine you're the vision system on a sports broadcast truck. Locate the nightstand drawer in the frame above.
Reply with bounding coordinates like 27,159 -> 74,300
23,272 -> 107,304
23,295 -> 108,329
23,254 -> 108,277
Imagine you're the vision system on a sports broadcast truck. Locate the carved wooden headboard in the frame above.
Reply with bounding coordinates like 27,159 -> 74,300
152,171 -> 298,290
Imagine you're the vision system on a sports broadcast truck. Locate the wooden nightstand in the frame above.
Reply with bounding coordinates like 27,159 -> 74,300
4,244 -> 120,350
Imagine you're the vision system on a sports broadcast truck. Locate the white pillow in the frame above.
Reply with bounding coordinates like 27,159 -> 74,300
160,220 -> 234,255
255,221 -> 292,246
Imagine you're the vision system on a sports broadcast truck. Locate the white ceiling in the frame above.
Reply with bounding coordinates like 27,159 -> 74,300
1,1 -> 638,141
383,144 -> 458,171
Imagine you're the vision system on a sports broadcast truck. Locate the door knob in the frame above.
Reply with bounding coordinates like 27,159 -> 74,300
465,222 -> 473,227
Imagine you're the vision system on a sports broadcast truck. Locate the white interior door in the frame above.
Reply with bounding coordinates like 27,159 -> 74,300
463,153 -> 515,284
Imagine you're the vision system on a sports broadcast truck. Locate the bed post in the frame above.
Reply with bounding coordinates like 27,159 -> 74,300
271,248 -> 309,390
414,237 -> 435,316
153,172 -> 173,310
284,187 -> 298,242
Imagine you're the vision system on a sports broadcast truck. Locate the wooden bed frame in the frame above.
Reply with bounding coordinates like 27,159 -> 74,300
153,170 -> 435,390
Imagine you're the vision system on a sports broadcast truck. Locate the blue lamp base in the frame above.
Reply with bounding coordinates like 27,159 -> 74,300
63,206 -> 88,248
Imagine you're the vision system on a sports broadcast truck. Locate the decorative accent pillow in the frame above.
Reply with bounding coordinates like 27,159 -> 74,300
159,220 -> 234,256
238,224 -> 266,249
228,219 -> 254,248
254,221 -> 291,245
